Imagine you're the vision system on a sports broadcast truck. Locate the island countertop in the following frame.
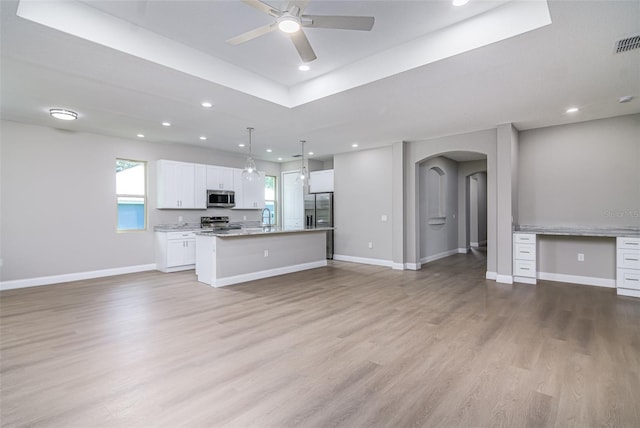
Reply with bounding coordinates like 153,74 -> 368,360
196,226 -> 334,238
514,225 -> 640,237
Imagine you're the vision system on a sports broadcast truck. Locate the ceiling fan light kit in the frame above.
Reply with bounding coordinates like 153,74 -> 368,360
49,108 -> 78,121
227,0 -> 375,63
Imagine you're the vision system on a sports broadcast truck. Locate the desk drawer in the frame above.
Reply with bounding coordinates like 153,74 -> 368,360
617,249 -> 640,269
617,268 -> 640,291
514,243 -> 536,261
617,237 -> 640,250
514,233 -> 536,244
514,259 -> 536,278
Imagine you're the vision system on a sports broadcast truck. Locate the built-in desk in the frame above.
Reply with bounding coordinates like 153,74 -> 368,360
513,226 -> 640,298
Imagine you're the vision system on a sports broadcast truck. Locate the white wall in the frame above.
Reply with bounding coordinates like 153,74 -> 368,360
518,114 -> 640,227
418,156 -> 459,262
0,120 -> 280,282
334,146 -> 393,264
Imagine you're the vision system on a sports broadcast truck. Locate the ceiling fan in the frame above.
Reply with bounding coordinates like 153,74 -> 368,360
226,0 -> 375,63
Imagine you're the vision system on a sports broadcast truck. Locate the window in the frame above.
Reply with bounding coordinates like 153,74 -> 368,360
264,175 -> 277,225
116,159 -> 146,231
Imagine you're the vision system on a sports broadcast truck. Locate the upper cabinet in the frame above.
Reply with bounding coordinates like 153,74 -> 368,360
206,166 -> 234,191
309,169 -> 334,193
232,169 -> 265,209
157,160 -> 206,209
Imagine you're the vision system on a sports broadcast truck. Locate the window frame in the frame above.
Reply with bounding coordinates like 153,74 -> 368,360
116,158 -> 148,233
264,175 -> 277,225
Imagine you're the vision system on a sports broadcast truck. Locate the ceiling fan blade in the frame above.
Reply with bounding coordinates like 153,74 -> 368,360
302,15 -> 375,31
226,22 -> 278,45
289,30 -> 317,63
241,0 -> 281,18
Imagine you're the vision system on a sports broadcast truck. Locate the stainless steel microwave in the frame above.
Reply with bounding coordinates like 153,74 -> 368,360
207,190 -> 235,208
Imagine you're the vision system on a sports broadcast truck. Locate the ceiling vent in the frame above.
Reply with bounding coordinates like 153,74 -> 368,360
291,154 -> 302,158
614,35 -> 640,53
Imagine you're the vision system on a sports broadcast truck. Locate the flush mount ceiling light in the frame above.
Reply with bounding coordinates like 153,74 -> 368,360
566,107 -> 579,113
49,108 -> 77,120
296,140 -> 309,186
242,127 -> 262,182
278,13 -> 301,33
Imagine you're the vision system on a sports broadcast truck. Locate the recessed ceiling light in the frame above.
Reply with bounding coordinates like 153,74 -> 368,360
308,151 -> 314,156
352,143 -> 359,148
298,65 -> 310,71
266,149 -> 273,153
162,121 -> 171,126
201,101 -> 213,108
238,143 -> 245,148
566,107 -> 579,113
452,0 -> 469,6
278,157 -> 283,161
199,136 -> 207,140
619,95 -> 633,103
136,134 -> 145,138
49,108 -> 78,120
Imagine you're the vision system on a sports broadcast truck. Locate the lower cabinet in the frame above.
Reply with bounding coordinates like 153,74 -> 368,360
513,233 -> 537,284
156,231 -> 196,272
617,236 -> 640,298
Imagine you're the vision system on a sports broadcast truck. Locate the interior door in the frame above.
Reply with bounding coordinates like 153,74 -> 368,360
282,171 -> 304,229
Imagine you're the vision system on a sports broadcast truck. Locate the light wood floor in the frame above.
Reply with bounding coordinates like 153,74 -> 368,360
2,251 -> 640,427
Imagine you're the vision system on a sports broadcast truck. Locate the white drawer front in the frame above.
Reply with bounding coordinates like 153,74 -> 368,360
514,243 -> 536,261
514,233 -> 536,244
617,249 -> 640,269
167,231 -> 196,240
617,268 -> 640,291
514,259 -> 536,278
617,237 -> 640,250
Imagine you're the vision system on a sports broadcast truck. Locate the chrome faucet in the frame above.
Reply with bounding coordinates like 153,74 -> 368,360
262,207 -> 272,227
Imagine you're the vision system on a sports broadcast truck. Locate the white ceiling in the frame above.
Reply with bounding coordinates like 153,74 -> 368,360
1,0 -> 639,163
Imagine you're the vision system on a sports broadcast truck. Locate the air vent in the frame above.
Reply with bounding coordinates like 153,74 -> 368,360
291,154 -> 302,158
615,35 -> 640,53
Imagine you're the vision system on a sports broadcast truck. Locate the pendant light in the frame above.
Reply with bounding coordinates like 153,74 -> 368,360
295,140 -> 309,186
242,127 -> 261,182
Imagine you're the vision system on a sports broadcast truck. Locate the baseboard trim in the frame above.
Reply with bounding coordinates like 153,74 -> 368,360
391,263 -> 405,271
496,274 -> 514,284
538,272 -> 615,288
0,264 -> 158,291
486,271 -> 497,280
420,249 -> 459,264
405,263 -> 421,271
212,260 -> 327,287
333,254 -> 393,268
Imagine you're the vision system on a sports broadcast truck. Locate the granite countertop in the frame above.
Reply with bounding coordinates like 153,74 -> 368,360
514,225 -> 640,237
154,224 -> 203,232
196,226 -> 334,237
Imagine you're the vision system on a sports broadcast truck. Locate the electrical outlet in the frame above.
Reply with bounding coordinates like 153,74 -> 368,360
264,249 -> 269,257
368,242 -> 373,249
243,216 -> 247,221
381,215 -> 388,222
578,253 -> 585,262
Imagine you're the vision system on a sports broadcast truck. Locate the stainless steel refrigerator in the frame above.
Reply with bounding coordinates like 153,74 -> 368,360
304,192 -> 334,259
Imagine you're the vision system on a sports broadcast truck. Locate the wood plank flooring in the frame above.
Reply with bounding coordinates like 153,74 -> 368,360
2,250 -> 640,427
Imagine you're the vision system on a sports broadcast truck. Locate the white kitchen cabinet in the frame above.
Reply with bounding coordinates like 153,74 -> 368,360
617,236 -> 640,298
513,233 -> 536,284
309,169 -> 334,193
156,231 -> 197,272
232,169 -> 265,209
206,166 -> 234,191
157,160 -> 206,209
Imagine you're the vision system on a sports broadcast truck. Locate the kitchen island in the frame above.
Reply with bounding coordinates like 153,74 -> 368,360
195,227 -> 332,287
